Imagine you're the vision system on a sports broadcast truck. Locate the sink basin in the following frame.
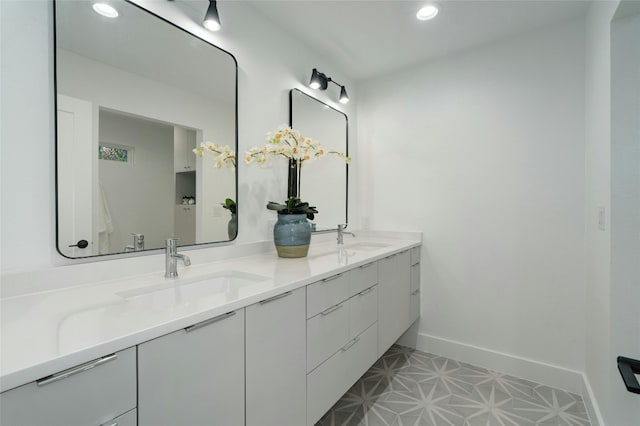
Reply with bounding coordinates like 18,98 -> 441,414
116,271 -> 270,307
345,242 -> 390,251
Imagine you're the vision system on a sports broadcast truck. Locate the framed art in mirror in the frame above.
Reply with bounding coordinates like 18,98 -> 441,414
54,0 -> 238,258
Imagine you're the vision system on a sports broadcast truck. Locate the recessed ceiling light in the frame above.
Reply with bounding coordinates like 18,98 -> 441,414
92,3 -> 119,18
417,5 -> 439,21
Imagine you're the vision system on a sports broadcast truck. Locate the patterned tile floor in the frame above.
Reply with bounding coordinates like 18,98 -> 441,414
317,345 -> 591,426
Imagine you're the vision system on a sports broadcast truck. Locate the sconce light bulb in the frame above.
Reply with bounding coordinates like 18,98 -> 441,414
309,68 -> 326,90
339,86 -> 349,104
203,1 -> 221,31
203,19 -> 221,31
417,5 -> 439,21
92,3 -> 119,18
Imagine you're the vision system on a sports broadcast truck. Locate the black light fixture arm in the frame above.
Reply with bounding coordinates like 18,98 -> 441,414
308,68 -> 349,103
327,78 -> 343,89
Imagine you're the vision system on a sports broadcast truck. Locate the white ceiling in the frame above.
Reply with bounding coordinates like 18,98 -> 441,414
246,0 -> 591,81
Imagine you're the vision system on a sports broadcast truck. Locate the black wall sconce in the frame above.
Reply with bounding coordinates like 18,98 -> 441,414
167,0 -> 221,31
203,0 -> 221,31
308,68 -> 349,104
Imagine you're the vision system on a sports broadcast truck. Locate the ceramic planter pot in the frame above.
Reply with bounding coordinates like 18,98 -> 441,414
228,213 -> 238,240
273,213 -> 311,258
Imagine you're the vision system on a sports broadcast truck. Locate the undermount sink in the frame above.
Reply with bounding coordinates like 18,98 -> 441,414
345,242 -> 390,251
116,271 -> 270,306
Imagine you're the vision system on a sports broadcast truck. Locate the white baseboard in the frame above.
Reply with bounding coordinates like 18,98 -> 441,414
580,374 -> 605,426
397,328 -> 604,426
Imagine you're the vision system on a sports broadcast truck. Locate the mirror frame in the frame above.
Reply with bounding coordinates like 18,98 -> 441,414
289,89 -> 349,228
53,0 -> 239,259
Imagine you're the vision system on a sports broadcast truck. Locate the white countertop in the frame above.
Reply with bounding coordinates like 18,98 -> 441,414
0,232 -> 421,393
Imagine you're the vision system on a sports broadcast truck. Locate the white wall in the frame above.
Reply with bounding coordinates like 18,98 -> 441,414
609,5 -> 640,424
358,20 -> 586,374
99,110 -> 175,253
584,1 -> 617,422
0,0 -> 356,272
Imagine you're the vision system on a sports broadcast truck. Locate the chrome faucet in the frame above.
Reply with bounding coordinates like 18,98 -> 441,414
165,238 -> 191,278
337,224 -> 355,245
125,233 -> 145,252
313,224 -> 356,245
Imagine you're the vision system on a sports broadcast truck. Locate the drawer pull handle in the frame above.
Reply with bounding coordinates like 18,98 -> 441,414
341,337 -> 359,352
259,291 -> 292,305
320,303 -> 343,316
102,423 -> 118,426
358,263 -> 374,269
321,273 -> 343,283
358,287 -> 374,297
36,353 -> 118,386
385,254 -> 397,260
186,311 -> 236,332
411,289 -> 420,296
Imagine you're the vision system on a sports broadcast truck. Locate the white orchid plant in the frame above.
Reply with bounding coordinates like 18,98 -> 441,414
244,126 -> 350,166
245,125 -> 351,209
193,142 -> 236,168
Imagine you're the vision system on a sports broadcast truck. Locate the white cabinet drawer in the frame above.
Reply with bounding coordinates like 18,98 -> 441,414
348,261 -> 377,296
410,246 -> 421,266
307,301 -> 350,373
349,285 -> 378,338
307,272 -> 349,318
410,263 -> 420,293
307,324 -> 378,426
344,323 -> 379,389
0,347 -> 136,426
103,408 -> 137,426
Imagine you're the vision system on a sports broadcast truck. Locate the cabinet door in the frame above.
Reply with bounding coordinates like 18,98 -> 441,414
246,288 -> 306,426
174,127 -> 196,172
378,251 -> 411,356
174,205 -> 195,245
138,309 -> 244,426
0,348 -> 136,426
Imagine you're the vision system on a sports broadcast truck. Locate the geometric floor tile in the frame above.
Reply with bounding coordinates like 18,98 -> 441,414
316,345 -> 591,426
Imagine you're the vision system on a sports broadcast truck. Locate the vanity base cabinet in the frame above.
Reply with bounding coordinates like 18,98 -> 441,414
246,288 -> 306,426
137,309 -> 244,426
306,262 -> 380,426
378,250 -> 411,356
307,323 -> 378,426
0,347 -> 136,426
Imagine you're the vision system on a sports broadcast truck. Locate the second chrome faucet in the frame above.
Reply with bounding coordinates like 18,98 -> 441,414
165,238 -> 191,278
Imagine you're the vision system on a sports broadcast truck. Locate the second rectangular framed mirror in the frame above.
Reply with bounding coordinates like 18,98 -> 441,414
289,89 -> 348,230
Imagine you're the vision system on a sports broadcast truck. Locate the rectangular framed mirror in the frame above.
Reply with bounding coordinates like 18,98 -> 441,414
54,0 -> 238,258
289,89 -> 348,229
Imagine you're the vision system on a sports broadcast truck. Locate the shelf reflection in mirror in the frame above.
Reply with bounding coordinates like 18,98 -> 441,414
54,0 -> 238,258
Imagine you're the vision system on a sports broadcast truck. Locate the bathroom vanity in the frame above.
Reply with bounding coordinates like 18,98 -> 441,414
0,233 -> 421,426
